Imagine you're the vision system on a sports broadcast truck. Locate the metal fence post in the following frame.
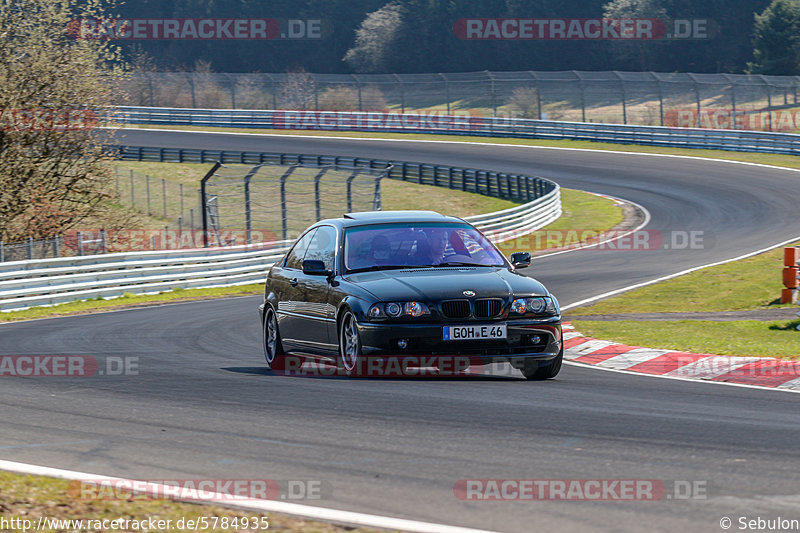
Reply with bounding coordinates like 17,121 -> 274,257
394,74 -> 405,113
439,73 -> 450,114
374,166 -> 389,210
346,171 -> 360,213
243,164 -> 261,244
487,71 -> 496,118
54,235 -> 60,257
613,71 -> 627,125
130,169 -> 135,207
26,237 -> 33,260
312,168 -> 328,222
279,166 -> 297,240
77,231 -> 83,256
162,179 -> 167,218
146,174 -> 151,215
180,183 -> 184,218
0,241 -> 4,262
574,71 -> 586,122
200,162 -> 222,247
100,229 -> 107,253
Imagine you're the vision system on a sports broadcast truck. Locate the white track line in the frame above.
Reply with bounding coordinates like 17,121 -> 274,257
115,127 -> 800,176
0,460 -> 495,533
563,361 -> 800,395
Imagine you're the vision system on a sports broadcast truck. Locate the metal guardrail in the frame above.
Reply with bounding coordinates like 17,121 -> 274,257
0,148 -> 560,311
114,146 -> 557,204
114,106 -> 800,156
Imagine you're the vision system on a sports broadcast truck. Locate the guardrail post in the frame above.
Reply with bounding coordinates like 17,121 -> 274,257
200,162 -> 222,247
781,247 -> 799,304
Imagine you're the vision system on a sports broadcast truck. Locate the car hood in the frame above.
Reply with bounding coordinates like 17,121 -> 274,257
343,267 -> 549,302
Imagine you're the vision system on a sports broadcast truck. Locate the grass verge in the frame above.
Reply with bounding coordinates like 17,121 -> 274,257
568,241 -> 800,315
0,471 -> 385,533
0,285 -> 263,323
570,319 -> 800,358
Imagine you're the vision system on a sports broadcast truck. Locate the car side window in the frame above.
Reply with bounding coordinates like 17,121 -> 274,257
284,229 -> 317,270
303,225 -> 338,271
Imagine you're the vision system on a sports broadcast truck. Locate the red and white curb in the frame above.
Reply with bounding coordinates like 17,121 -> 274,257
563,323 -> 800,391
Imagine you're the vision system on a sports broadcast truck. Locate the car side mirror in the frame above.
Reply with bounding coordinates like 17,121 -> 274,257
302,259 -> 331,276
510,252 -> 531,269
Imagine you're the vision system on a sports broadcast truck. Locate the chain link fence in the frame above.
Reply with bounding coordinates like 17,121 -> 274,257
120,70 -> 800,131
1,160 -> 386,262
113,166 -> 203,230
201,161 -> 385,246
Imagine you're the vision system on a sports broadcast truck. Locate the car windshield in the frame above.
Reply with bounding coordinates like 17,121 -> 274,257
344,222 -> 506,272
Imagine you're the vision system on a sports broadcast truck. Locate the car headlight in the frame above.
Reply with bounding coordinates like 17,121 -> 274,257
510,297 -> 557,316
368,302 -> 431,320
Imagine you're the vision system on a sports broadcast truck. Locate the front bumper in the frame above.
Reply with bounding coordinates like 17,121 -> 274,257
357,319 -> 562,364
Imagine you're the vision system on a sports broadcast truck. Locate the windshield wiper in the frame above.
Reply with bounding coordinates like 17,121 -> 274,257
347,265 -> 414,273
434,261 -> 497,267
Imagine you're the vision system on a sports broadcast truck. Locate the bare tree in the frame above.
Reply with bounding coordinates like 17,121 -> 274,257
0,0 -> 125,242
279,69 -> 317,110
343,1 -> 404,73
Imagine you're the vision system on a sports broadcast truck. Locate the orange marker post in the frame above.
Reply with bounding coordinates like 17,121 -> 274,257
781,247 -> 799,304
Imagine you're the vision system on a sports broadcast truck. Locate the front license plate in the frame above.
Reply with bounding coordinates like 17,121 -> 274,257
443,324 -> 507,341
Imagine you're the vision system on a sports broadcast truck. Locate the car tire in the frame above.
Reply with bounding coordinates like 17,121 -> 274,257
263,307 -> 284,369
521,345 -> 563,380
338,310 -> 362,376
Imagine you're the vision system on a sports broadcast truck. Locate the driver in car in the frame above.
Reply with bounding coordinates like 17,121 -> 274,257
416,228 -> 450,265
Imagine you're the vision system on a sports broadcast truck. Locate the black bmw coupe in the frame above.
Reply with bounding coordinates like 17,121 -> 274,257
259,211 -> 562,379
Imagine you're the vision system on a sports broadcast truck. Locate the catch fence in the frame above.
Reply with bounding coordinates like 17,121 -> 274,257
120,70 -> 800,131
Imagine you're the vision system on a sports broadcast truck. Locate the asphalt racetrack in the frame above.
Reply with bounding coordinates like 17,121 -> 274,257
2,129 -> 800,532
